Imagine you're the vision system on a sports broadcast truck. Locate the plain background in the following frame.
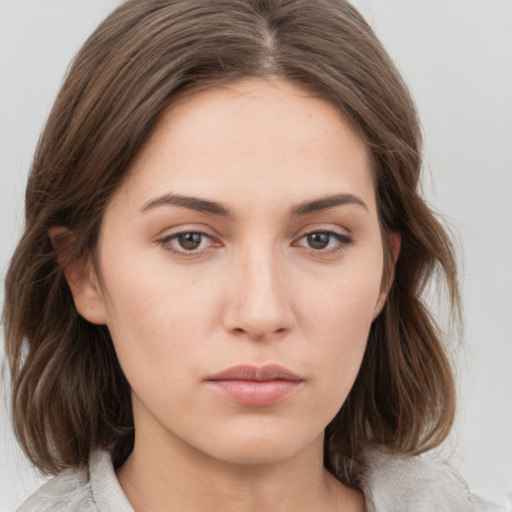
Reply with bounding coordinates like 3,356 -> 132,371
1,0 -> 511,510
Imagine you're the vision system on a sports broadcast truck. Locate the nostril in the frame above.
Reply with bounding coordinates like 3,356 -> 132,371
231,329 -> 286,341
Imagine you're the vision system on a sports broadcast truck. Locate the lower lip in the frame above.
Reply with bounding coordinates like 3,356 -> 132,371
206,379 -> 302,406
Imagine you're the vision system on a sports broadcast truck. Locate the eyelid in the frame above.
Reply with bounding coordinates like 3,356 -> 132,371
156,228 -> 222,258
292,228 -> 353,254
155,224 -> 353,259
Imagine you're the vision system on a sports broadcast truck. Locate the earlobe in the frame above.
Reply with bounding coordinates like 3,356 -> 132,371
389,231 -> 401,264
372,231 -> 402,320
372,291 -> 387,320
65,260 -> 108,325
49,227 -> 108,325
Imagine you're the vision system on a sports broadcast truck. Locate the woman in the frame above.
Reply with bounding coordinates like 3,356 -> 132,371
3,0 -> 500,510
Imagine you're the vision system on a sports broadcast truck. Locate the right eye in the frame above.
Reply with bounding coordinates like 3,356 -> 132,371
157,231 -> 219,256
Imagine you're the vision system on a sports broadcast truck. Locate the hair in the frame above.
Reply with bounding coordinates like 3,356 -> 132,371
3,0 -> 459,486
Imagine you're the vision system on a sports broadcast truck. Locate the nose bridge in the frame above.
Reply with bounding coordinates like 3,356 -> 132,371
224,237 -> 294,340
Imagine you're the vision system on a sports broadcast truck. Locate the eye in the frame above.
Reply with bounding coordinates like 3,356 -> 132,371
157,230 -> 218,255
295,230 -> 352,253
175,232 -> 205,251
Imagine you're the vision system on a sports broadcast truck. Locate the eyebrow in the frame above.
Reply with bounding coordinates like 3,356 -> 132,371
291,193 -> 368,216
141,192 -> 368,217
141,193 -> 234,217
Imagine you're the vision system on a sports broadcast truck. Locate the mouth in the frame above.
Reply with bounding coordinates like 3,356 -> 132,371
205,364 -> 304,406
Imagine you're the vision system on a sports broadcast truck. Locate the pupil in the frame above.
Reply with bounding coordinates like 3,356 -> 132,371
178,233 -> 202,250
307,233 -> 330,249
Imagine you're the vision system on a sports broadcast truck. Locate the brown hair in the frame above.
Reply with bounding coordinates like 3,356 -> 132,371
3,0 -> 459,485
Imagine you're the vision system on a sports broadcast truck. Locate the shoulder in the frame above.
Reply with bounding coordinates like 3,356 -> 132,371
361,449 -> 502,512
16,464 -> 95,512
17,451 -> 133,512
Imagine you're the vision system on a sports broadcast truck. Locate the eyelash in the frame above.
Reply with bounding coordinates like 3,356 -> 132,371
157,230 -> 218,258
293,230 -> 353,255
157,229 -> 353,258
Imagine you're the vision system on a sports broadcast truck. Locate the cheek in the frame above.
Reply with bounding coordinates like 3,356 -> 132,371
296,255 -> 383,395
97,248 -> 219,381
306,293 -> 373,380
300,253 -> 383,339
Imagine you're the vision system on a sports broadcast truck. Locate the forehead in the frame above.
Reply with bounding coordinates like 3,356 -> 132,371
113,78 -> 376,217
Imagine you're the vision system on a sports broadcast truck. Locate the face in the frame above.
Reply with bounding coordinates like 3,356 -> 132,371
70,78 -> 389,466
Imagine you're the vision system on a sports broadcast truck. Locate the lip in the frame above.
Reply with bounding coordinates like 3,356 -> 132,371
206,364 -> 304,406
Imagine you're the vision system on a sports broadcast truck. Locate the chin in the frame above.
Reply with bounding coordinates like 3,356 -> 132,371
188,423 -> 324,467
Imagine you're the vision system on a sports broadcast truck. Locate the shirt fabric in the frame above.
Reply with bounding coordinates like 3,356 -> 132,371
17,449 -> 501,511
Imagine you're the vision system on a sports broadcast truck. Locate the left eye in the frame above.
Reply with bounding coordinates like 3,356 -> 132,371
296,231 -> 352,251
159,231 -> 213,253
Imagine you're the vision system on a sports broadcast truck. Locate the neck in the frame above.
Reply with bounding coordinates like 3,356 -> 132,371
117,427 -> 362,512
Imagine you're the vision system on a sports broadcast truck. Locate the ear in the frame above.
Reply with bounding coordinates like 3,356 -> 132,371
49,226 -> 108,325
372,231 -> 401,320
389,231 -> 401,265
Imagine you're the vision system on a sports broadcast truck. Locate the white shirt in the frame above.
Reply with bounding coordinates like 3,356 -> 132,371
17,449 -> 502,511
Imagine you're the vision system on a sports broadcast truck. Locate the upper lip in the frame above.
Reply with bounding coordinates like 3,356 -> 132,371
207,364 -> 303,382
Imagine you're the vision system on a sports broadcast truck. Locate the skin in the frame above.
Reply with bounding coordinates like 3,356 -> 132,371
60,78 -> 398,512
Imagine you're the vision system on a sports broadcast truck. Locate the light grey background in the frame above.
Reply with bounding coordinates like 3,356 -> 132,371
1,0 -> 511,510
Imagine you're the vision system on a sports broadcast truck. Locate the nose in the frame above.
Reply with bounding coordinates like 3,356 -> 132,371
222,246 -> 295,342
